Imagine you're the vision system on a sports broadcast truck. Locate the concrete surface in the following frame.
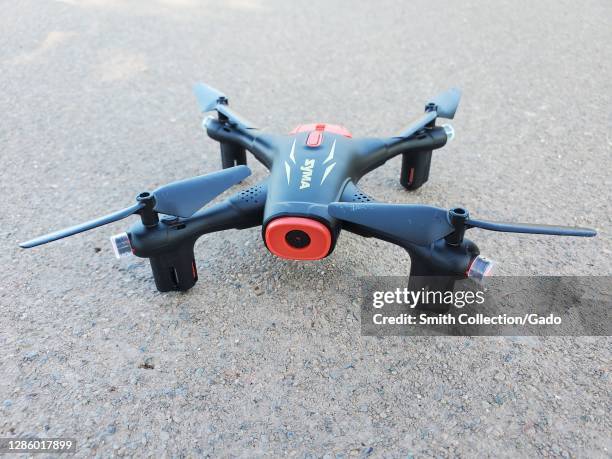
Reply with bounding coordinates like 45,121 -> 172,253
1,0 -> 611,457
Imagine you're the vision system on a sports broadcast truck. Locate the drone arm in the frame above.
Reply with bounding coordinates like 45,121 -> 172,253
129,182 -> 267,291
339,219 -> 478,312
130,182 -> 267,256
205,118 -> 276,169
337,184 -> 478,311
352,126 -> 449,178
337,204 -> 478,279
337,182 -> 403,242
186,182 -> 267,233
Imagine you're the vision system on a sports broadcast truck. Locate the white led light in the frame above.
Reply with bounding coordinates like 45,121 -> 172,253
467,256 -> 494,282
110,232 -> 132,259
202,115 -> 214,131
442,123 -> 455,141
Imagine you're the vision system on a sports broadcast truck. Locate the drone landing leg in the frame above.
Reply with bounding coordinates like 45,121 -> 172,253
149,238 -> 198,292
129,182 -> 267,293
400,111 -> 436,191
406,239 -> 480,314
400,150 -> 432,190
407,259 -> 459,314
220,142 -> 247,169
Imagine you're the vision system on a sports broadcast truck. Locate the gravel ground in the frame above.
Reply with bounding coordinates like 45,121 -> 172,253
1,0 -> 611,457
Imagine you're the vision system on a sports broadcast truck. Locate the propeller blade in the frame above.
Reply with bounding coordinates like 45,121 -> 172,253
328,202 -> 452,246
428,88 -> 461,119
19,202 -> 144,248
216,104 -> 256,130
20,166 -> 251,248
395,88 -> 461,139
194,83 -> 257,130
194,82 -> 226,112
466,219 -> 596,237
397,110 -> 437,139
152,165 -> 251,218
329,202 -> 597,247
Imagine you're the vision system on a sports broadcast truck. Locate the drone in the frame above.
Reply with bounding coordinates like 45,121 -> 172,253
20,83 -> 596,311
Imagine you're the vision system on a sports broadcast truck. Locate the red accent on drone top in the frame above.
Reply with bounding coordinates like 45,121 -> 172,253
289,123 -> 353,138
306,130 -> 323,147
265,217 -> 332,260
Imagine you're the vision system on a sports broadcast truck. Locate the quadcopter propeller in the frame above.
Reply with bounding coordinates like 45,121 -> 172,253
19,165 -> 251,248
397,88 -> 461,139
193,83 -> 226,112
194,82 -> 256,130
328,202 -> 596,247
427,88 -> 462,119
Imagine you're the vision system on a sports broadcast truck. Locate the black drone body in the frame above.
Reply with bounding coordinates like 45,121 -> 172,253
20,83 -> 596,310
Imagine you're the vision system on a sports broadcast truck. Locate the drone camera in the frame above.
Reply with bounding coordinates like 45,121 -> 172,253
264,217 -> 332,260
285,230 -> 311,249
